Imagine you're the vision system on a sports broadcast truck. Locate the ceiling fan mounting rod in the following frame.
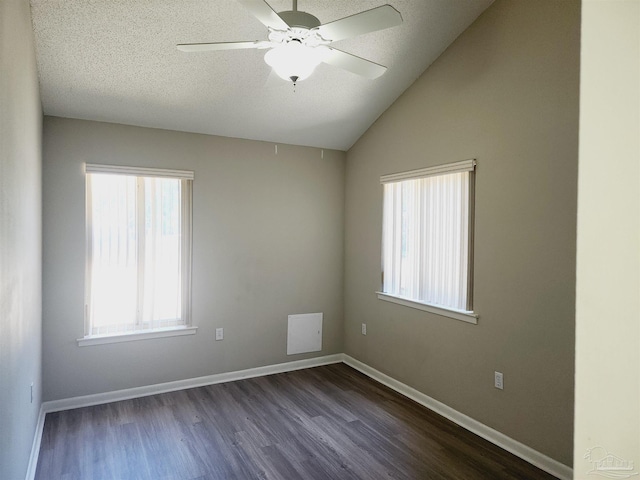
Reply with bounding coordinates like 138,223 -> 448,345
292,0 -> 297,12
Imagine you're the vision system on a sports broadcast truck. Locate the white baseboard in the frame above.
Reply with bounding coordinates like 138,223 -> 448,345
27,353 -> 572,480
342,354 -> 573,480
27,354 -> 342,479
25,404 -> 46,480
42,354 -> 344,413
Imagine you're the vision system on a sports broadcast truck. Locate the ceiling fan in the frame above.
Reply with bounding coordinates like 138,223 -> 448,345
177,0 -> 403,85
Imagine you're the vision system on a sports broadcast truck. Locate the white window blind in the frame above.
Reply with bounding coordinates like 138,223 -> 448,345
380,159 -> 475,313
85,164 -> 193,337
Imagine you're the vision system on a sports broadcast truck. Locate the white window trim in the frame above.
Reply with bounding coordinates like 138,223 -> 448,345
380,159 -> 476,184
83,163 -> 195,343
77,326 -> 198,347
85,163 -> 194,180
379,158 -> 477,319
376,292 -> 478,324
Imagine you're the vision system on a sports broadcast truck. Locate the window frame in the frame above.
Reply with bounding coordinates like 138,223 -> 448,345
79,163 -> 196,346
376,159 -> 478,324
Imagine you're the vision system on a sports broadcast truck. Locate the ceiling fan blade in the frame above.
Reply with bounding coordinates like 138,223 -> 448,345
236,0 -> 290,30
322,48 -> 387,79
177,41 -> 271,52
316,5 -> 402,42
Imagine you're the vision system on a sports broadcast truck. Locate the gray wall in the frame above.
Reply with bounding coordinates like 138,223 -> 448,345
0,0 -> 43,479
344,0 -> 579,467
42,117 -> 345,401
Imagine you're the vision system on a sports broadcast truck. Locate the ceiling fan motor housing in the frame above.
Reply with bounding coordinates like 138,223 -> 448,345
278,10 -> 321,30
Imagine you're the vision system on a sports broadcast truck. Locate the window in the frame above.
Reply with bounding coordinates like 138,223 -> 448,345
81,164 -> 195,345
377,159 -> 477,323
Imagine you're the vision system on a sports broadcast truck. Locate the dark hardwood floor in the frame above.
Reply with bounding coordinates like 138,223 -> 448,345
35,363 -> 558,480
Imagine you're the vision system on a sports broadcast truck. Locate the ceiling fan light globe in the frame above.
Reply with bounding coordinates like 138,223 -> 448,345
264,42 -> 327,82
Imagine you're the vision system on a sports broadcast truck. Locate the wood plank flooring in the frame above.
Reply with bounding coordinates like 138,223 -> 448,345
35,363 -> 559,480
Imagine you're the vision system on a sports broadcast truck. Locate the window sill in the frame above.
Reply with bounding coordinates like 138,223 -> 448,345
77,326 -> 198,346
376,292 -> 478,324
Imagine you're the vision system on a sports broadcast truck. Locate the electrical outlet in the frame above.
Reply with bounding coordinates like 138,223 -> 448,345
494,371 -> 504,390
361,323 -> 367,335
215,328 -> 224,341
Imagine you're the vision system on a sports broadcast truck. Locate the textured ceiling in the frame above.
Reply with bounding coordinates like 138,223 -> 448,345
30,0 -> 494,150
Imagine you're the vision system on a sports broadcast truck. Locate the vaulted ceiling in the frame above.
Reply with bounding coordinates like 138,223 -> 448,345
30,0 -> 494,150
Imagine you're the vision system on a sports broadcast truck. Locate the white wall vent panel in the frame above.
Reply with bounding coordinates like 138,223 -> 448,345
287,313 -> 323,355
